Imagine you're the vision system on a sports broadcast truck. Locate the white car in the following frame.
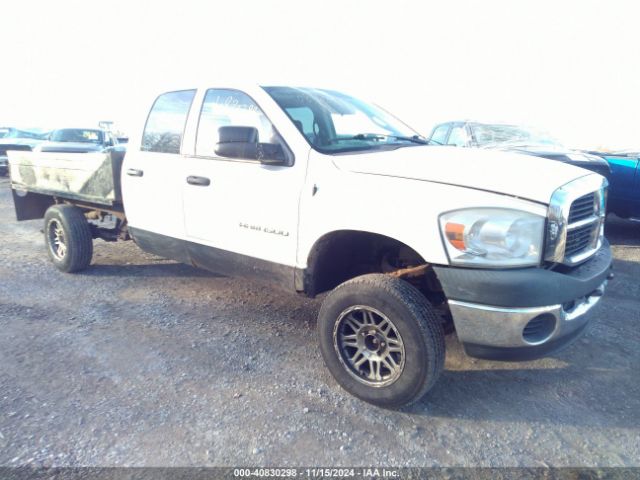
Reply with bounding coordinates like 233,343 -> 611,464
9,84 -> 612,407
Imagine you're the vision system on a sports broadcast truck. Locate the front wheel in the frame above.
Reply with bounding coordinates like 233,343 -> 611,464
317,274 -> 445,408
44,204 -> 93,273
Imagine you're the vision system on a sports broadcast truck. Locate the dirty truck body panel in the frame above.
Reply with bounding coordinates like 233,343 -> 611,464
9,150 -> 125,208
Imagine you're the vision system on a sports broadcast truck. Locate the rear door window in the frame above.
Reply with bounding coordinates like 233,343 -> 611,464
142,90 -> 196,154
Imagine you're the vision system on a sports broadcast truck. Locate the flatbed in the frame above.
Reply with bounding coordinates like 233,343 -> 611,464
8,150 -> 125,208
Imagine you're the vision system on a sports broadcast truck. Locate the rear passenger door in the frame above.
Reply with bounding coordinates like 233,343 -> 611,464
121,89 -> 196,241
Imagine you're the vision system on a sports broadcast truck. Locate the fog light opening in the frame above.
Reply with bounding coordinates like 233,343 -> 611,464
522,313 -> 557,345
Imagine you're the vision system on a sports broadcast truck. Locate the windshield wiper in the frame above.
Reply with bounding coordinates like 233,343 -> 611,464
343,133 -> 429,145
392,135 -> 429,145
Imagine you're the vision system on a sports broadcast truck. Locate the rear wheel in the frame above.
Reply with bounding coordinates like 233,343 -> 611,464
44,205 -> 93,273
317,274 -> 445,408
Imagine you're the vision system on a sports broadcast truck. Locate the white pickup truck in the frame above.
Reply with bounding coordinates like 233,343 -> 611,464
9,84 -> 613,408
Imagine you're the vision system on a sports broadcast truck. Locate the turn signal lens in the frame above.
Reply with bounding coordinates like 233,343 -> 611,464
445,222 -> 466,250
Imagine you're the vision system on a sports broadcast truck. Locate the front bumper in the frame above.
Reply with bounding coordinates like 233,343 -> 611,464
434,240 -> 613,361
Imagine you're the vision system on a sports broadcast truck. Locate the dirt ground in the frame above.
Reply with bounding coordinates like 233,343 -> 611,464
0,176 -> 639,467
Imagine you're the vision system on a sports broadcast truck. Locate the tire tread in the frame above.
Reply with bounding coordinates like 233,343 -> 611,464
318,273 -> 445,408
44,204 -> 93,273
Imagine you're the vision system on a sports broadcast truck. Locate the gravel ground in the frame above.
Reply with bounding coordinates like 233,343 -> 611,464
0,176 -> 639,468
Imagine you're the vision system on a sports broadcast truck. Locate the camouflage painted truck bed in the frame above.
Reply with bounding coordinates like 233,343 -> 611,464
8,150 -> 125,207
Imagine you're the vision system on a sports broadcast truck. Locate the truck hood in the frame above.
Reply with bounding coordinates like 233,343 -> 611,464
495,144 -> 600,159
486,144 -> 611,180
332,146 -> 594,204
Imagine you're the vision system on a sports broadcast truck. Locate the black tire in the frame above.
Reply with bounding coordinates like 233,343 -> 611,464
317,274 -> 445,408
44,204 -> 93,273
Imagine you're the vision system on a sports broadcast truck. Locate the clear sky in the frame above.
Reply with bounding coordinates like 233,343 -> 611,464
1,0 -> 638,150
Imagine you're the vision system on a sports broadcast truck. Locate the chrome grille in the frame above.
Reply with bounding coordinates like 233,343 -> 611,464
567,193 -> 595,224
545,175 -> 607,266
565,192 -> 599,259
565,223 -> 594,257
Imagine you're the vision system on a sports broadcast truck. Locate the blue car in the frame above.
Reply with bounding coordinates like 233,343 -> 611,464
600,150 -> 640,220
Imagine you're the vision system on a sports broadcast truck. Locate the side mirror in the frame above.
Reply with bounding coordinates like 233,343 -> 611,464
215,126 -> 288,165
215,126 -> 259,160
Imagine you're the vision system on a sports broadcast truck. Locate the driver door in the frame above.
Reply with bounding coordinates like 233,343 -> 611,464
182,88 -> 305,269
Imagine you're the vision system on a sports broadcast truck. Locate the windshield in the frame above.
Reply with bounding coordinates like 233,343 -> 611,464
471,124 -> 561,148
50,128 -> 104,144
263,87 -> 425,154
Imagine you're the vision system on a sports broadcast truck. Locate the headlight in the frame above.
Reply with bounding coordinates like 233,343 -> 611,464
439,208 -> 545,268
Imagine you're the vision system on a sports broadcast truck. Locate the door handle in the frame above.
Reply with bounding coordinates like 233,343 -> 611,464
186,175 -> 211,186
126,168 -> 144,177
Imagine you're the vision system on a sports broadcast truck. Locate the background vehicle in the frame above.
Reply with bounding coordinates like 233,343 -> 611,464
0,127 -> 48,176
0,127 -> 48,140
36,127 -> 124,154
8,85 -> 612,408
428,121 -> 611,179
585,149 -> 639,220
